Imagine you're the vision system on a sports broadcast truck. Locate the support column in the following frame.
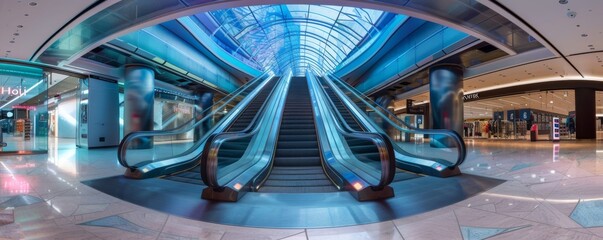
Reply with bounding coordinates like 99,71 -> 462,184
575,88 -> 596,139
124,65 -> 155,149
429,64 -> 464,147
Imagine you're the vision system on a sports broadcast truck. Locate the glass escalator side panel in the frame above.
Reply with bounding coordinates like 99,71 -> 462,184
327,76 -> 465,177
119,73 -> 272,174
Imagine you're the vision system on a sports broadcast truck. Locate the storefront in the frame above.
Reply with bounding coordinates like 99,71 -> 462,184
463,90 -> 576,140
0,62 -> 84,155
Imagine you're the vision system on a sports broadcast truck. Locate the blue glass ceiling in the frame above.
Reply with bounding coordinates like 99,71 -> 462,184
196,5 -> 394,76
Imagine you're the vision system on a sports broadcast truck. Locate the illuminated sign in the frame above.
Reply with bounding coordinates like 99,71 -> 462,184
1,87 -> 27,96
12,105 -> 36,110
463,93 -> 479,101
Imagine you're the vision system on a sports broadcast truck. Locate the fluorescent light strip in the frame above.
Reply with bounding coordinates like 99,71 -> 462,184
0,80 -> 44,110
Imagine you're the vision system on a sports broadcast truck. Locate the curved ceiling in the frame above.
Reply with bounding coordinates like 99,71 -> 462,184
202,4 -> 393,76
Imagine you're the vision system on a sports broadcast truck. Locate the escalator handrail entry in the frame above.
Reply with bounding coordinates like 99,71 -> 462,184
313,74 -> 395,188
200,78 -> 282,189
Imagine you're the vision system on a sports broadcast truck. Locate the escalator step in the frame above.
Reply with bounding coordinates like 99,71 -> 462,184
258,186 -> 337,193
276,141 -> 318,149
263,179 -> 333,187
273,156 -> 321,166
275,148 -> 320,158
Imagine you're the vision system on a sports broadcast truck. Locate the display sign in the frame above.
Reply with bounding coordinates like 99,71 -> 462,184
518,109 -> 531,121
406,99 -> 426,114
12,105 -> 36,110
493,111 -> 504,120
0,86 -> 27,96
507,110 -> 518,121
552,117 -> 560,141
463,93 -> 479,101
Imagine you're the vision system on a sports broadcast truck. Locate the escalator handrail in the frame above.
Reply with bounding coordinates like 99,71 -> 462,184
200,76 -> 284,189
325,74 -> 467,167
313,75 -> 395,188
118,72 -> 271,170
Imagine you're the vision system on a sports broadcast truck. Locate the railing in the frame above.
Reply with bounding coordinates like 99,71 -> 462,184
117,72 -> 273,178
200,72 -> 291,201
325,74 -> 466,175
307,71 -> 395,200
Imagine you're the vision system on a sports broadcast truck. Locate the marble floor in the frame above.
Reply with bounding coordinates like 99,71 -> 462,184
1,139 -> 603,239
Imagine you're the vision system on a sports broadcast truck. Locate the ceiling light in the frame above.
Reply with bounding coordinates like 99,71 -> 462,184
17,25 -> 23,28
559,0 -> 568,4
28,2 -> 37,6
581,33 -> 588,37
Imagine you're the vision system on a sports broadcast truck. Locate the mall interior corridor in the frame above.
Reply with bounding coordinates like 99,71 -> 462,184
1,0 -> 603,239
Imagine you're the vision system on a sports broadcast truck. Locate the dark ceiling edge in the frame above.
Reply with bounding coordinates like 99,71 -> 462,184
0,58 -> 87,78
29,0 -> 107,62
489,0 -> 584,78
463,80 -> 603,103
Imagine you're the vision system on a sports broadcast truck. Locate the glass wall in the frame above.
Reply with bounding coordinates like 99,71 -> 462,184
0,63 -> 84,155
0,63 -> 48,154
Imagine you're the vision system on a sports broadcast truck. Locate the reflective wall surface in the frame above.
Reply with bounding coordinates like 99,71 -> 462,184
0,64 -> 48,154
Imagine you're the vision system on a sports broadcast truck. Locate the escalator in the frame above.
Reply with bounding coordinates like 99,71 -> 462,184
320,79 -> 412,181
163,77 -> 280,184
201,73 -> 395,201
323,75 -> 466,177
119,72 -> 274,179
259,77 -> 337,193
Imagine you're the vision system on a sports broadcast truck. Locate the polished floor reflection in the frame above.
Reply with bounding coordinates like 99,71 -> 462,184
1,139 -> 603,239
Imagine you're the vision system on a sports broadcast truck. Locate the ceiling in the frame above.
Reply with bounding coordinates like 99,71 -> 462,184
0,0 -> 97,60
496,0 -> 603,56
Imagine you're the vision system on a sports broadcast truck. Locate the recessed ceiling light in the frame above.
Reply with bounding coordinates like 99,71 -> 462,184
29,2 -> 37,6
13,33 -> 19,36
9,41 -> 14,43
559,0 -> 568,4
17,25 -> 23,28
581,34 -> 589,37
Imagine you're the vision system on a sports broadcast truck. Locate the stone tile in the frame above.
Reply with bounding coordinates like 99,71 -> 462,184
395,211 -> 461,240
160,216 -> 225,240
524,202 -> 581,228
454,207 -> 534,229
460,224 -> 530,240
281,232 -> 308,240
79,215 -> 155,235
571,200 -> 603,227
489,224 -> 593,240
307,221 -> 403,240
0,195 -> 43,209
15,218 -> 97,240
73,204 -> 110,216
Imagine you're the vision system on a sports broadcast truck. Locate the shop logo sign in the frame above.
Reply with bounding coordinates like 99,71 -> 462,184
463,93 -> 479,101
1,87 -> 27,96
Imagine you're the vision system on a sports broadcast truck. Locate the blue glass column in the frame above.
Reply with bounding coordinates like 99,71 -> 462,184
124,65 -> 154,149
429,64 -> 464,147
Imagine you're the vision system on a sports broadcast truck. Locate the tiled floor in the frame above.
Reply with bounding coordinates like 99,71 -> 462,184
1,138 -> 603,239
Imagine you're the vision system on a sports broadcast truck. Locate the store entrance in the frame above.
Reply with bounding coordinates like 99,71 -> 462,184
464,90 -> 576,141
